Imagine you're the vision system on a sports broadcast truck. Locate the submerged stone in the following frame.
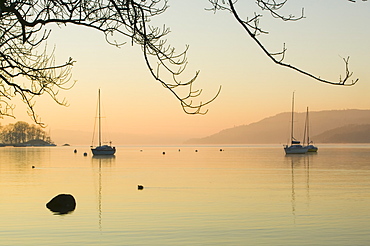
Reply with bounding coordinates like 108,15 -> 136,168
46,194 -> 76,214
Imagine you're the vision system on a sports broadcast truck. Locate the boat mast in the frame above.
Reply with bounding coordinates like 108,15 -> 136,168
290,92 -> 295,143
98,89 -> 101,147
303,107 -> 308,146
307,107 -> 310,144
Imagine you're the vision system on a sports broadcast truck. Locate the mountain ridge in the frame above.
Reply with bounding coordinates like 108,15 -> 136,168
185,109 -> 370,144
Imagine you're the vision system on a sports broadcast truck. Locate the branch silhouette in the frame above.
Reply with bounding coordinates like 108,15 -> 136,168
208,0 -> 359,86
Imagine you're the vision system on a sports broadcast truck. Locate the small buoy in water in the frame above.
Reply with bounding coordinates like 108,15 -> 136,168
138,185 -> 144,190
162,152 -> 165,155
220,149 -> 223,152
74,149 -> 77,153
178,149 -> 181,152
83,152 -> 87,156
32,166 -> 35,169
195,150 -> 198,152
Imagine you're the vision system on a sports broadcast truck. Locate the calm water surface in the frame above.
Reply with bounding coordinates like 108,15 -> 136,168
0,145 -> 369,245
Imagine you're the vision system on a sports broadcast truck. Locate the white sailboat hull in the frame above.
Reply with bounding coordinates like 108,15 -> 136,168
284,145 -> 308,154
306,145 -> 318,152
91,145 -> 116,155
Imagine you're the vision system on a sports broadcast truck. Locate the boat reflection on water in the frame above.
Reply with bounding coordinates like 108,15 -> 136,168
91,155 -> 116,231
92,155 -> 116,161
286,154 -> 313,223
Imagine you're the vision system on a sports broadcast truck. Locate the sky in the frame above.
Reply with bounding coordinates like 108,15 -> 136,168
2,0 -> 370,145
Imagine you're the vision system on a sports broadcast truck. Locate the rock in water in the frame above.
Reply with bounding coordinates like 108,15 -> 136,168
46,194 -> 76,214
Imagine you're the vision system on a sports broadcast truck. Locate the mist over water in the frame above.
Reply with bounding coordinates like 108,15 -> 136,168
1,145 -> 369,245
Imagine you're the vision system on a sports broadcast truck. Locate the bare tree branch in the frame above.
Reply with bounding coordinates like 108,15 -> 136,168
0,0 -> 219,122
207,0 -> 359,86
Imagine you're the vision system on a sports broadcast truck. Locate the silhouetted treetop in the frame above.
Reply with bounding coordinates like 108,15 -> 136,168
0,121 -> 53,144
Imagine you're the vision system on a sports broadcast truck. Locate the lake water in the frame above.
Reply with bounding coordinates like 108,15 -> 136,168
1,145 -> 370,245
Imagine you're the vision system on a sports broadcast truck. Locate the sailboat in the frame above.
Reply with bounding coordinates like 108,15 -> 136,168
284,92 -> 308,154
91,89 -> 116,156
303,107 -> 318,152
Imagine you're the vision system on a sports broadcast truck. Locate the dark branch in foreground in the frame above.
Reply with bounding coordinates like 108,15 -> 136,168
208,0 -> 359,86
0,0 -> 219,124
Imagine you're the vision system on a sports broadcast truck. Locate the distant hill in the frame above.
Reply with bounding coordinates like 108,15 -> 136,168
185,109 -> 370,144
314,124 -> 370,143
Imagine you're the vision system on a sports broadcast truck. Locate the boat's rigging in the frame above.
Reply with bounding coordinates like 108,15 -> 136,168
91,90 -> 113,147
284,92 -> 307,154
91,89 -> 116,156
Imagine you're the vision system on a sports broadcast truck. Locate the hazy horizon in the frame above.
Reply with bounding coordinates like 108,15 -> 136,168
47,108 -> 370,146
